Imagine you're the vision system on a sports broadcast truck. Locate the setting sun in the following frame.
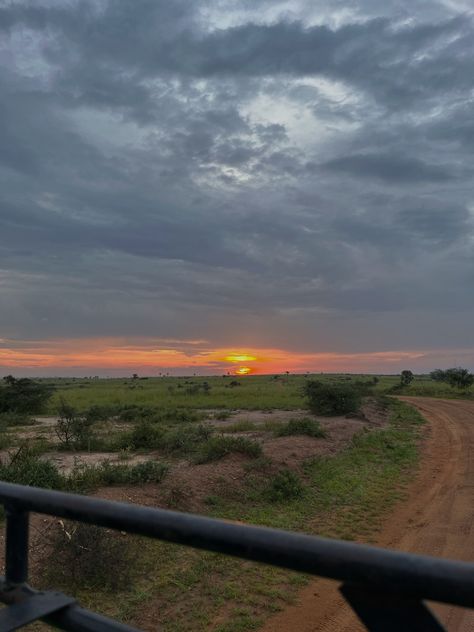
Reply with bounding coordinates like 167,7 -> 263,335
235,366 -> 252,375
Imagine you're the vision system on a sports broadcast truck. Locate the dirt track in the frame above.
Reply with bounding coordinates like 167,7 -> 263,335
262,397 -> 474,632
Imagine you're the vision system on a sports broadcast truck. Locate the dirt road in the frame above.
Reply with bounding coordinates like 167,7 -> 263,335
262,397 -> 474,632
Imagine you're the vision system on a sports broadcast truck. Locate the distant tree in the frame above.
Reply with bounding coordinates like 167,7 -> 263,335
400,370 -> 414,386
0,376 -> 53,414
430,369 -> 446,382
429,367 -> 474,390
132,373 -> 139,380
444,367 -> 474,390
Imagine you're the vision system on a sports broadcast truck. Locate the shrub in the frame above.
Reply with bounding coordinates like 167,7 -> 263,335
195,436 -> 262,464
162,424 -> 212,454
0,446 -> 63,489
118,421 -> 164,450
44,521 -> 133,591
67,459 -> 168,492
265,469 -> 304,502
55,400 -> 95,450
84,404 -> 116,422
274,418 -> 326,438
117,405 -> 157,422
0,412 -> 36,427
303,381 -> 361,416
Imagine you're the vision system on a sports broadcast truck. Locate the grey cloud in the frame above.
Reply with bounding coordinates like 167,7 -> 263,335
1,0 -> 474,364
322,153 -> 455,183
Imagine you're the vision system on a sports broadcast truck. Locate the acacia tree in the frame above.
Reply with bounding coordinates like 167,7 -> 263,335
0,376 -> 53,414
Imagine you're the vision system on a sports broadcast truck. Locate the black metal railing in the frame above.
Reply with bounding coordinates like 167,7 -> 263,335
0,481 -> 472,631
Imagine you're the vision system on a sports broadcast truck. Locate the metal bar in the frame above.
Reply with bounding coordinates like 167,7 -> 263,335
0,482 -> 473,608
5,506 -> 29,585
341,583 -> 446,632
0,592 -> 75,630
0,580 -> 142,632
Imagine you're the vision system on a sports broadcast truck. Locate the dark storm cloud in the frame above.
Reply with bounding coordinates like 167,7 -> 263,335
1,0 -> 474,362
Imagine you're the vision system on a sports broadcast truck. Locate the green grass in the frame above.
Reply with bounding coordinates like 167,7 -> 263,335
195,435 -> 263,463
54,399 -> 425,631
37,374 -> 474,417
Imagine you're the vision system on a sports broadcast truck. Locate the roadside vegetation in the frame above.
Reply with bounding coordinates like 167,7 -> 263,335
32,398 -> 424,631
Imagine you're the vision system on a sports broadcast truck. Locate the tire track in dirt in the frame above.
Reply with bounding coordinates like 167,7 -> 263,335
261,397 -> 474,632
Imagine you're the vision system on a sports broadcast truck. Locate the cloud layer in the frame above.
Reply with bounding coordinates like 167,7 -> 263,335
1,0 -> 473,373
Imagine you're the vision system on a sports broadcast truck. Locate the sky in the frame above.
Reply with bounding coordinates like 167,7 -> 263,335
0,0 -> 473,376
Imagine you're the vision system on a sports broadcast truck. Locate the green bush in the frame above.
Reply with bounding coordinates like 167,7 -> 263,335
265,469 -> 304,502
0,447 -> 63,489
195,436 -> 262,464
303,381 -> 361,416
117,421 -> 164,450
274,417 -> 326,438
117,405 -> 158,422
162,424 -> 212,454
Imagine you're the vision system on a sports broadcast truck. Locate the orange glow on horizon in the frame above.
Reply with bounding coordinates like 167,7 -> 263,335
0,336 -> 466,375
235,366 -> 253,375
224,353 -> 257,363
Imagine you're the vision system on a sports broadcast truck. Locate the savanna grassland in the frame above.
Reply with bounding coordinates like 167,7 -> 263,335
39,372 -> 474,413
0,372 -> 471,630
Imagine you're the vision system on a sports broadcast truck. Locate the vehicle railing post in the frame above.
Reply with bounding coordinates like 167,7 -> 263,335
5,504 -> 29,586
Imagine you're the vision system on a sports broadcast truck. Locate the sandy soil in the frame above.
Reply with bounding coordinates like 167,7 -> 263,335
261,397 -> 474,632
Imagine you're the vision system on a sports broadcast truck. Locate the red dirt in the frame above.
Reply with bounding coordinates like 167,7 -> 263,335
261,397 -> 474,632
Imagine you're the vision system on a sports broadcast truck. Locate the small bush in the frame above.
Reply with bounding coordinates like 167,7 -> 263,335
303,381 -> 361,416
45,521 -> 133,591
0,412 -> 36,427
0,447 -> 63,489
162,424 -> 213,454
117,421 -> 164,450
67,459 -> 168,492
195,436 -> 262,464
274,417 -> 326,438
265,469 -> 304,502
55,400 -> 96,450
